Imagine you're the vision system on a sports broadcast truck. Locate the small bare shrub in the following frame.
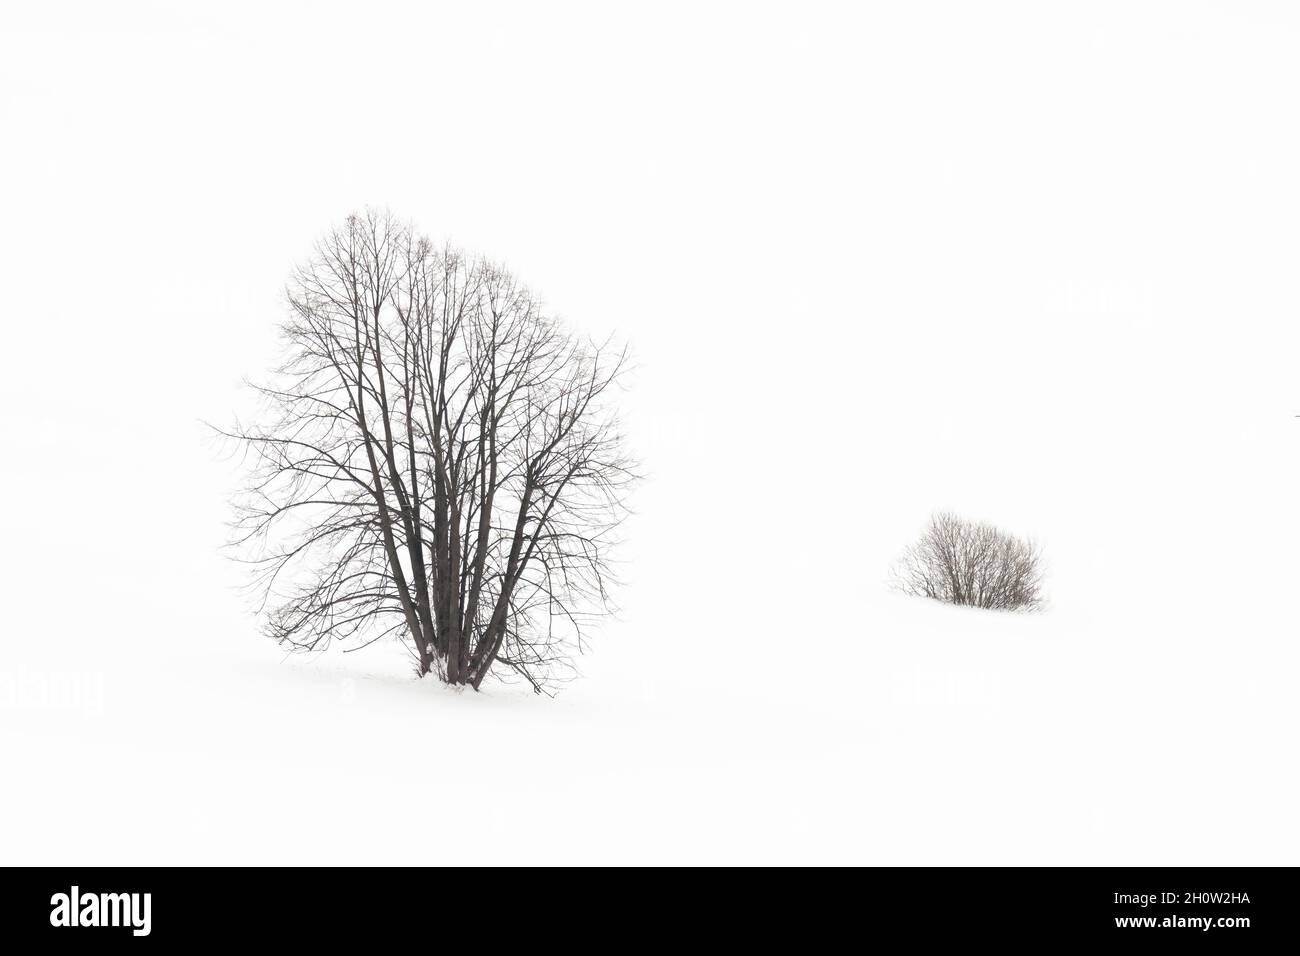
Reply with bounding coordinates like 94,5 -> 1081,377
892,512 -> 1044,610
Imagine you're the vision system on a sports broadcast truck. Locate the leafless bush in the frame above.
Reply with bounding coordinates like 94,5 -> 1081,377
892,512 -> 1044,610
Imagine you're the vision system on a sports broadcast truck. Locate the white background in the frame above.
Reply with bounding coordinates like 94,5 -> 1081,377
2,1 -> 1298,864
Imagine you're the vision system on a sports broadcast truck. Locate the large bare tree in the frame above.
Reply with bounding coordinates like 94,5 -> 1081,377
225,211 -> 633,693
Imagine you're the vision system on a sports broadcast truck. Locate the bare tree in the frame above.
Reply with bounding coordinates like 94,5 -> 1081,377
223,211 -> 634,693
892,512 -> 1044,610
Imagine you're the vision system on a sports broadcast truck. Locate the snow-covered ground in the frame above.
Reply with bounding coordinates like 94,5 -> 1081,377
3,2 -> 1299,864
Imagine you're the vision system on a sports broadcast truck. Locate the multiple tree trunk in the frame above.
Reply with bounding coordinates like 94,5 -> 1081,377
228,211 -> 632,692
